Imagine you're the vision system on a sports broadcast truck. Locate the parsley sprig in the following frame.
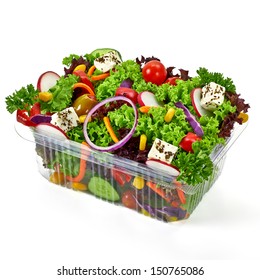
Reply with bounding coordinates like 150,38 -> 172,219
5,84 -> 39,113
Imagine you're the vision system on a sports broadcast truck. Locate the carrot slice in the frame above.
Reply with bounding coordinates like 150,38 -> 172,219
139,106 -> 151,113
66,142 -> 89,182
103,116 -> 119,143
87,65 -> 96,76
73,82 -> 95,96
174,180 -> 186,204
91,72 -> 110,81
146,181 -> 180,207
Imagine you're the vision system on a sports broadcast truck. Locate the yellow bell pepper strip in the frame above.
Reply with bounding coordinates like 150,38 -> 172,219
73,64 -> 86,72
103,116 -> 119,143
72,82 -> 95,97
66,142 -> 89,182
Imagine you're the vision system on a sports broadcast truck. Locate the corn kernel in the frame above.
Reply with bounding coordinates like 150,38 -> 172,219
74,64 -> 86,72
141,208 -> 151,217
79,114 -> 87,123
139,134 -> 147,151
71,182 -> 88,191
164,108 -> 175,123
238,112 -> 249,123
133,176 -> 145,190
166,216 -> 178,222
39,91 -> 53,102
49,171 -> 65,185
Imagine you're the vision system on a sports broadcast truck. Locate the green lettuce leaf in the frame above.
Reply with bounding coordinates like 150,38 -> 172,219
48,150 -> 80,177
39,74 -> 78,113
95,60 -> 143,101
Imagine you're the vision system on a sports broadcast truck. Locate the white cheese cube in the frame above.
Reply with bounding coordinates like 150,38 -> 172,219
51,107 -> 79,133
200,82 -> 225,111
94,51 -> 122,73
148,138 -> 178,164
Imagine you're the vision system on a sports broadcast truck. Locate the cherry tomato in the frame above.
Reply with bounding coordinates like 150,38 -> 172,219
142,60 -> 167,85
164,77 -> 181,86
121,190 -> 138,209
115,87 -> 138,104
179,132 -> 201,153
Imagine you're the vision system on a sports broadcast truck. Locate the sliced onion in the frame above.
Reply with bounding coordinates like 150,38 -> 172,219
175,101 -> 204,137
30,114 -> 52,124
83,96 -> 138,152
120,78 -> 133,88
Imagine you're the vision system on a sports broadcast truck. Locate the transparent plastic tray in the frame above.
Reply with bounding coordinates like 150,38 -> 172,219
15,120 -> 248,222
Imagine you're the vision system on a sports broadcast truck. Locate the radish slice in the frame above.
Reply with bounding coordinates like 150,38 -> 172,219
137,91 -> 163,107
83,96 -> 138,152
37,71 -> 60,92
146,159 -> 180,177
190,88 -> 212,117
35,123 -> 68,140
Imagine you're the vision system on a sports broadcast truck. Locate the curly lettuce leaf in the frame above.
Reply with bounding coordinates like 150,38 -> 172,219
67,125 -> 85,143
39,74 -> 78,113
87,121 -> 113,147
48,150 -> 80,177
95,60 -> 143,101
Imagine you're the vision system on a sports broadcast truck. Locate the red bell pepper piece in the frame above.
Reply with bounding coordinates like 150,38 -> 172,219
16,110 -> 37,127
111,169 -> 132,186
73,70 -> 94,91
29,102 -> 41,117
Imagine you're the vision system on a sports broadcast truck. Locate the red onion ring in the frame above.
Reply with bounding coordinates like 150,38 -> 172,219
83,96 -> 138,152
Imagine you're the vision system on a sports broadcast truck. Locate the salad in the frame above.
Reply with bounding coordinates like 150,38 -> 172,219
5,48 -> 250,221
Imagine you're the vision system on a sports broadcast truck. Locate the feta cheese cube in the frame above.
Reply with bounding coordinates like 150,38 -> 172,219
51,107 -> 79,133
200,82 -> 225,111
148,138 -> 178,164
94,51 -> 122,73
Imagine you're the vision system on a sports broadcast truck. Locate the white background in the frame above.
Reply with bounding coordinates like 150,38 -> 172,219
0,0 -> 259,279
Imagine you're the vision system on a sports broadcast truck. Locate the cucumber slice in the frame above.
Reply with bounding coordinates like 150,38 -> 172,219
88,177 -> 120,202
90,48 -> 122,60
